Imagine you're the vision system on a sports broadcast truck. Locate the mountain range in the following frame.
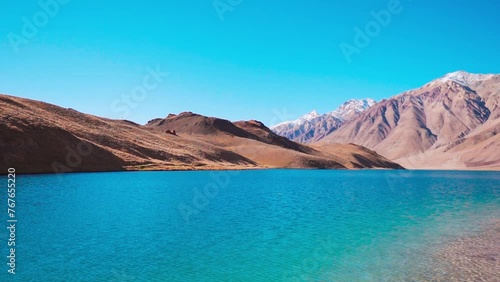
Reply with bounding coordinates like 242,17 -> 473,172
1,71 -> 497,173
272,71 -> 500,170
0,95 -> 402,174
271,99 -> 375,143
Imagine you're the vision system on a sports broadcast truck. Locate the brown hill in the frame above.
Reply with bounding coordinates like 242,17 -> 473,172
0,95 -> 256,174
146,113 -> 403,169
0,94 -> 403,174
147,112 -> 253,138
146,114 -> 312,153
318,71 -> 500,169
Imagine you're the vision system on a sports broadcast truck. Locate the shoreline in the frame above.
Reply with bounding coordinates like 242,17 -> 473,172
1,163 -> 404,176
3,166 -> 500,176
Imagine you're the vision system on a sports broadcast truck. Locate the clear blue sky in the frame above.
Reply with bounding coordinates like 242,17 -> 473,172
1,0 -> 499,125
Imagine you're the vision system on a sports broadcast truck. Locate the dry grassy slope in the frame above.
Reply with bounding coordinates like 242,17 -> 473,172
147,112 -> 253,138
235,121 -> 402,169
233,120 -> 315,154
319,77 -> 500,169
0,94 -> 403,174
312,143 -> 403,169
0,94 -> 256,174
146,113 -> 345,169
147,113 -> 313,153
146,113 -> 403,169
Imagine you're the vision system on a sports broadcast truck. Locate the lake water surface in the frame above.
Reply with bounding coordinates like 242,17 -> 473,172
1,170 -> 499,281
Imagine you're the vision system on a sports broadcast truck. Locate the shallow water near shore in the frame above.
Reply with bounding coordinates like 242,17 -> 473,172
1,170 -> 499,281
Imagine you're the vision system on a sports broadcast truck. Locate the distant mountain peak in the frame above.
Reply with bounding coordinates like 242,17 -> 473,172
302,110 -> 320,120
273,110 -> 319,128
446,70 -> 469,76
329,98 -> 376,120
439,71 -> 495,87
271,98 -> 376,143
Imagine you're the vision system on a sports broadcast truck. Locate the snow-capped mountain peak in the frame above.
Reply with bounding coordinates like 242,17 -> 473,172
272,110 -> 320,128
272,99 -> 376,129
270,99 -> 376,143
299,110 -> 320,121
439,71 -> 495,87
329,98 -> 376,120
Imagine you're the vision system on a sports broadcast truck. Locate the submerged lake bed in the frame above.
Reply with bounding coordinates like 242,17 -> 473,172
1,170 -> 499,281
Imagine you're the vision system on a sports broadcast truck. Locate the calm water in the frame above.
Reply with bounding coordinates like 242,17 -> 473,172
0,170 -> 499,281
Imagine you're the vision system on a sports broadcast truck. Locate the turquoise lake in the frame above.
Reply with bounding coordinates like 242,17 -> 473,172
1,170 -> 499,281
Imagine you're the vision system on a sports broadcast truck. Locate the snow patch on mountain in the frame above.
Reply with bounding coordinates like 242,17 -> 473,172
329,98 -> 376,120
270,98 -> 376,143
439,71 -> 495,87
299,110 -> 320,122
272,98 -> 376,128
273,110 -> 320,128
